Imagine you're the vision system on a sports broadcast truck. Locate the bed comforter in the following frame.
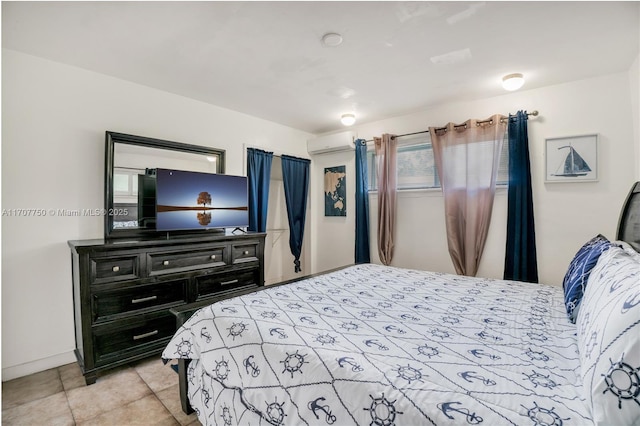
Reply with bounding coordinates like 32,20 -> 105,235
162,264 -> 591,425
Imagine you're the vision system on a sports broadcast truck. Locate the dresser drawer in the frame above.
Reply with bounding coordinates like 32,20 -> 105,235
195,269 -> 257,300
92,279 -> 188,322
232,242 -> 259,264
148,246 -> 226,275
93,314 -> 176,366
91,255 -> 140,284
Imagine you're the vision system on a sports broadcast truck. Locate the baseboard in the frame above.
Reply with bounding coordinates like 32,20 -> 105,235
2,351 -> 76,382
265,275 -> 285,285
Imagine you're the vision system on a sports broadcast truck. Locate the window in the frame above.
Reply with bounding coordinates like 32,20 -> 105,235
113,168 -> 140,197
367,133 -> 509,191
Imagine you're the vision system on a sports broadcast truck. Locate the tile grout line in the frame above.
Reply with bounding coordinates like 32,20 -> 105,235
134,365 -> 182,425
59,365 -> 79,425
67,366 -> 151,425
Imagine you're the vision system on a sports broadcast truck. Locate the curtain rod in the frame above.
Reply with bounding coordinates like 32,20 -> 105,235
355,110 -> 539,144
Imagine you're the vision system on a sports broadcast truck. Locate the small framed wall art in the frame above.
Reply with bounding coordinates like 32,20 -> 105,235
324,165 -> 346,216
545,134 -> 598,183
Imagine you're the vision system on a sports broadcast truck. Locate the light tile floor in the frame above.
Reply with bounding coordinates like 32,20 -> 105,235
2,355 -> 201,425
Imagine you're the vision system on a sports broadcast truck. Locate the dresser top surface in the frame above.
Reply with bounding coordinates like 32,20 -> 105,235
68,232 -> 266,252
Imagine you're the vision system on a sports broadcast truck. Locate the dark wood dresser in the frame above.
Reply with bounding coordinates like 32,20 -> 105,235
68,232 -> 266,385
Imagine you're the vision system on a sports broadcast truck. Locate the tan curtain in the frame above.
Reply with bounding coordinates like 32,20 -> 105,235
429,115 -> 507,276
374,134 -> 397,265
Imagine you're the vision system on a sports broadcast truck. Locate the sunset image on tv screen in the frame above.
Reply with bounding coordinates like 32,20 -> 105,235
155,169 -> 248,231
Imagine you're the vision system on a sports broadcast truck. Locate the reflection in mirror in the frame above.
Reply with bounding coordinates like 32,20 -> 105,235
112,145 -> 219,229
105,132 -> 225,239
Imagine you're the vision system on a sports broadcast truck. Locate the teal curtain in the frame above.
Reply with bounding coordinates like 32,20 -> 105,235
504,111 -> 538,282
354,139 -> 370,263
281,155 -> 310,272
246,148 -> 273,232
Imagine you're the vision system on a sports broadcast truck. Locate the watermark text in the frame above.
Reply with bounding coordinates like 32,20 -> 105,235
2,208 -> 129,217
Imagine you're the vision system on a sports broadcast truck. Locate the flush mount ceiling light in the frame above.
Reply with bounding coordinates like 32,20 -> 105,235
502,73 -> 525,91
321,32 -> 343,47
341,113 -> 356,126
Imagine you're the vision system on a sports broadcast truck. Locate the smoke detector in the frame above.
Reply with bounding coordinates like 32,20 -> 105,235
321,32 -> 343,47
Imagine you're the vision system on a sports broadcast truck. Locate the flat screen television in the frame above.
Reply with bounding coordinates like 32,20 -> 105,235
155,168 -> 249,231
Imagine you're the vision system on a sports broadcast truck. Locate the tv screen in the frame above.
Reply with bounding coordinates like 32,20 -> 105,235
155,169 -> 249,231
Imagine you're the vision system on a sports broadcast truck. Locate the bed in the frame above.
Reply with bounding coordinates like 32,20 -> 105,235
162,182 -> 640,426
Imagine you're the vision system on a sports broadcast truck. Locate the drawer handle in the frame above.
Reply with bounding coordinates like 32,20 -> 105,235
112,266 -> 120,272
133,330 -> 158,341
163,260 -> 170,266
131,295 -> 158,304
220,279 -> 239,286
210,255 -> 216,260
243,250 -> 249,255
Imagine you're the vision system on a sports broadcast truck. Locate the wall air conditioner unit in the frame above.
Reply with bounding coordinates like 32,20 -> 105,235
307,131 -> 355,155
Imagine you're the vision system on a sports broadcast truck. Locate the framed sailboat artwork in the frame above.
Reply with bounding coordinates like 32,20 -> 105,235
545,134 -> 598,182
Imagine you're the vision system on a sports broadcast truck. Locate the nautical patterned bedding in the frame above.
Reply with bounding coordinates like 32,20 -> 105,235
163,264 -> 597,425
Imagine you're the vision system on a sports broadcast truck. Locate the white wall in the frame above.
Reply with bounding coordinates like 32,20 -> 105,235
1,49 -> 312,380
312,72 -> 637,286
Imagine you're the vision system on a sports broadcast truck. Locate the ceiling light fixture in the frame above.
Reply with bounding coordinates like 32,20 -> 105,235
321,32 -> 343,47
341,113 -> 356,126
502,73 -> 525,91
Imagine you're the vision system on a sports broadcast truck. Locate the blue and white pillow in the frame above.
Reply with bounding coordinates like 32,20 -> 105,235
576,246 -> 640,425
563,235 -> 613,323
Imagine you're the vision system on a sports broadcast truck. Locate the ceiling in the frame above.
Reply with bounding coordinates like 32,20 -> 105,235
3,1 -> 638,134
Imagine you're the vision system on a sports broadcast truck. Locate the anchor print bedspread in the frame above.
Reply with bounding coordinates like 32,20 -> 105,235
162,264 -> 591,425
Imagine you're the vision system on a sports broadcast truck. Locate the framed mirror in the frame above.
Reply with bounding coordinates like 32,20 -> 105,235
105,131 -> 225,240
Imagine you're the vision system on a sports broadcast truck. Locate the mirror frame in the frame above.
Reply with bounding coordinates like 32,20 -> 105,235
105,131 -> 226,240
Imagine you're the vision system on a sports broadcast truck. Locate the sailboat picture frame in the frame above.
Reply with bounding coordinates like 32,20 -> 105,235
545,134 -> 598,182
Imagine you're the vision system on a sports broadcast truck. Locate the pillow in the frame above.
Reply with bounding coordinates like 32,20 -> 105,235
614,240 -> 640,260
576,246 -> 640,425
562,234 -> 613,322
